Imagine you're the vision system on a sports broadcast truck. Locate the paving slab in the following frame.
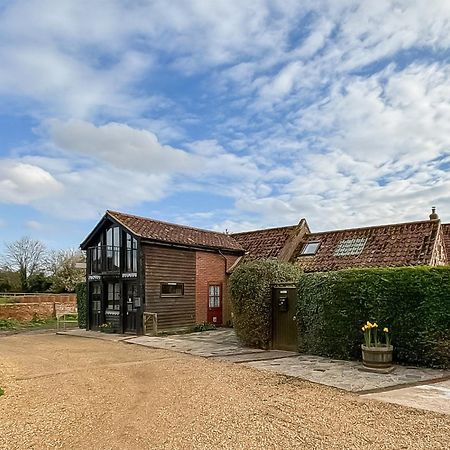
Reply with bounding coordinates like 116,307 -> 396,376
125,335 -> 264,358
362,380 -> 450,415
56,329 -> 132,342
244,354 -> 450,393
212,350 -> 298,363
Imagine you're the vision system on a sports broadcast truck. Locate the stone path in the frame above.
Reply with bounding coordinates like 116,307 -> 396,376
362,380 -> 450,415
58,328 -> 450,414
245,354 -> 449,393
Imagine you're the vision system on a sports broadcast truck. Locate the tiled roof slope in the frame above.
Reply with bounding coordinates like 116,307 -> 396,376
231,225 -> 297,259
440,224 -> 450,257
295,220 -> 442,272
107,211 -> 244,252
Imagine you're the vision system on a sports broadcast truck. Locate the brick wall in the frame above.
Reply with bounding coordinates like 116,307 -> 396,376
0,302 -> 77,322
5,294 -> 77,304
195,252 -> 239,325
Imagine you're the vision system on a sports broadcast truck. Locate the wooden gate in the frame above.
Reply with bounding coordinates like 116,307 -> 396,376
272,285 -> 298,351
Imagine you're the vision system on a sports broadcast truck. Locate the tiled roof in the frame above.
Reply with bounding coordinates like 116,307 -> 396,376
231,225 -> 297,259
440,224 -> 450,257
107,211 -> 244,252
295,220 -> 442,272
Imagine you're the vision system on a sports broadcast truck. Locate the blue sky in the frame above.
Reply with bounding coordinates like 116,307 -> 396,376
1,0 -> 450,250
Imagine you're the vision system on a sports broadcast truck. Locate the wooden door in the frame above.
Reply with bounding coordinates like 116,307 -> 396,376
272,286 -> 298,351
207,284 -> 222,325
124,282 -> 138,333
90,282 -> 102,330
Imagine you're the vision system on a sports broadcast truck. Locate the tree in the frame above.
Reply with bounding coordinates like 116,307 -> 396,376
1,237 -> 46,292
46,249 -> 85,293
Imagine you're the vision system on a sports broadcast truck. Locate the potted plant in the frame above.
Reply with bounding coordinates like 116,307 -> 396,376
361,321 -> 393,370
99,322 -> 113,333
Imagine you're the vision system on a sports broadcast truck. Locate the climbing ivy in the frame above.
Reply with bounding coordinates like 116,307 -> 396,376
75,282 -> 87,329
229,259 -> 301,348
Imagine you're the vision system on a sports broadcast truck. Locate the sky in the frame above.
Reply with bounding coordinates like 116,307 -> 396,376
1,0 -> 450,250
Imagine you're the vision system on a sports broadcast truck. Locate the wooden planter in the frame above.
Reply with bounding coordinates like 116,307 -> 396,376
361,344 -> 393,369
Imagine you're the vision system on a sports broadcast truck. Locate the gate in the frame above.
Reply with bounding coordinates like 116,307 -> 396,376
272,285 -> 298,351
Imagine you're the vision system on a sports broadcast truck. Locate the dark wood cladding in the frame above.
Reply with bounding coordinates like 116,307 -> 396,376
143,245 -> 196,329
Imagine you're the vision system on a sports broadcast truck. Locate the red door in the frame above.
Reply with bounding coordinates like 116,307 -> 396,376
207,284 -> 222,325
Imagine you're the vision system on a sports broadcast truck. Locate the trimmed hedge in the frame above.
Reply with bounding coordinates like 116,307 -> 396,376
297,266 -> 450,368
75,282 -> 87,329
230,259 -> 301,348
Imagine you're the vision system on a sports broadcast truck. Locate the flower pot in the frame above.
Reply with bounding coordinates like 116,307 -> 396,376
361,344 -> 393,369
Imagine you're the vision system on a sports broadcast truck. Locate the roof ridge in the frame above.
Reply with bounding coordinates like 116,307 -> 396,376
107,210 -> 232,237
231,224 -> 297,236
306,219 -> 439,236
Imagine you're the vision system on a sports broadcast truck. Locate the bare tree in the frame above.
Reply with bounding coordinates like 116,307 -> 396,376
1,237 -> 46,292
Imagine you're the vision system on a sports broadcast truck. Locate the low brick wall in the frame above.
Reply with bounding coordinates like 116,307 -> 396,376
3,294 -> 77,304
0,302 -> 77,322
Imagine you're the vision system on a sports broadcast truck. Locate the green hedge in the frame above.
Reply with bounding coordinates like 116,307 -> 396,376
75,282 -> 87,329
297,266 -> 450,368
230,259 -> 301,348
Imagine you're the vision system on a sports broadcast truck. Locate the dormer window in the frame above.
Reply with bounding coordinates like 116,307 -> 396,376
301,241 -> 320,255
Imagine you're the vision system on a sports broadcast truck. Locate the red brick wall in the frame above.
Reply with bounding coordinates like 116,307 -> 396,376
9,294 -> 76,304
0,302 -> 77,322
195,252 -> 240,325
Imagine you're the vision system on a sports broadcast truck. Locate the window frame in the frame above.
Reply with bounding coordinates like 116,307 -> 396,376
300,241 -> 321,256
125,233 -> 138,273
208,283 -> 222,309
107,282 -> 120,311
160,282 -> 184,298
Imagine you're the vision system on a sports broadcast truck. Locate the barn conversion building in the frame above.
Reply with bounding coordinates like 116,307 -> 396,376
81,208 -> 449,334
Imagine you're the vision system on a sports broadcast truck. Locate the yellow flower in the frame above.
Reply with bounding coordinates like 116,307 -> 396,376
383,327 -> 389,333
362,326 -> 366,331
373,323 -> 378,328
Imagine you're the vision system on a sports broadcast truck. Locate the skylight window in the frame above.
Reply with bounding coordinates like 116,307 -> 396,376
301,241 -> 320,255
334,237 -> 367,256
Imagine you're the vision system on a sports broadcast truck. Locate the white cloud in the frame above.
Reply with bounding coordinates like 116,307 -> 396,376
0,160 -> 63,204
25,220 -> 43,230
47,119 -> 195,174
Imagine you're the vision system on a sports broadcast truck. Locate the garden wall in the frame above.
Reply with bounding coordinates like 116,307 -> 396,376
0,294 -> 77,322
1,293 -> 76,304
297,266 -> 450,368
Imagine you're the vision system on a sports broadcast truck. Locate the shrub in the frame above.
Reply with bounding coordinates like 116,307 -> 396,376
192,322 -> 216,332
297,266 -> 450,368
75,282 -> 87,329
230,259 -> 301,348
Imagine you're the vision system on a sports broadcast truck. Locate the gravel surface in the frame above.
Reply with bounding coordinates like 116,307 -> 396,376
0,332 -> 449,450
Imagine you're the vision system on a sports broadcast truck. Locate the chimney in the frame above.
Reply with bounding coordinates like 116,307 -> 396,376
429,206 -> 439,220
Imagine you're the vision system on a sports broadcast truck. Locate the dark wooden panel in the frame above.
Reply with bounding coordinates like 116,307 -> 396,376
272,287 -> 298,351
143,245 -> 196,328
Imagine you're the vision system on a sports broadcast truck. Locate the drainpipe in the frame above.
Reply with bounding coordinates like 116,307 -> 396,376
218,250 -> 228,272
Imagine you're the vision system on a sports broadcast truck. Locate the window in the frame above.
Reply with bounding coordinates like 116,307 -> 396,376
334,237 -> 367,256
91,283 -> 101,312
106,226 -> 120,271
125,233 -> 138,272
107,282 -> 120,310
301,241 -> 320,255
208,285 -> 221,308
160,282 -> 184,297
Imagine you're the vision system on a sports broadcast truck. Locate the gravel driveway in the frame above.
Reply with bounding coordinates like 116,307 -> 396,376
0,332 -> 449,450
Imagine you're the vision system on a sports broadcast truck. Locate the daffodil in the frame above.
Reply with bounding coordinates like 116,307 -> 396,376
383,327 -> 389,333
